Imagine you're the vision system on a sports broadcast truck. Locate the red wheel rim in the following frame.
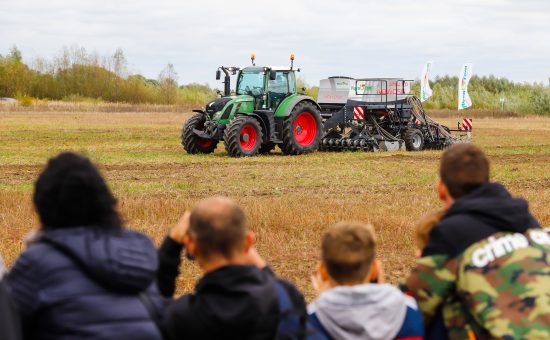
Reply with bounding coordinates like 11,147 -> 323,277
196,138 -> 213,148
240,124 -> 257,151
294,111 -> 317,146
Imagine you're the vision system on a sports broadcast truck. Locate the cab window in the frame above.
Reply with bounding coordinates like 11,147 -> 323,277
268,72 -> 289,95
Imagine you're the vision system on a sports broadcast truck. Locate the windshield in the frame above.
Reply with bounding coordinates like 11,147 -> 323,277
237,71 -> 265,96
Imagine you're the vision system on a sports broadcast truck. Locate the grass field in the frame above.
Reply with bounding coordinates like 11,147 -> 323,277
1,111 -> 549,298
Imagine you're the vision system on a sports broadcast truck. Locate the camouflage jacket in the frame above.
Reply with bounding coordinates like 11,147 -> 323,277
404,183 -> 550,339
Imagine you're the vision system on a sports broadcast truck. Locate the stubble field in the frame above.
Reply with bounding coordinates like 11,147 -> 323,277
1,111 -> 549,298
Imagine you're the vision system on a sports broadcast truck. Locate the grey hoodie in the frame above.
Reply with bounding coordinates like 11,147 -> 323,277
308,283 -> 413,340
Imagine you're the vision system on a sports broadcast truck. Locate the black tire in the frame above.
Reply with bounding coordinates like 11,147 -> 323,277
181,113 -> 218,154
403,128 -> 424,151
280,101 -> 322,155
259,142 -> 276,154
223,116 -> 263,157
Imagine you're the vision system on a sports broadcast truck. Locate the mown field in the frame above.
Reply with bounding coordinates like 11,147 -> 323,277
1,111 -> 549,298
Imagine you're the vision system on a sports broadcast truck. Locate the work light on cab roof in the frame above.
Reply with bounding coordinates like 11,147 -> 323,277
181,53 -> 322,157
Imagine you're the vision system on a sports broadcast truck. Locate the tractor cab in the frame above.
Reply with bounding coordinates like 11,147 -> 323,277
236,66 -> 297,111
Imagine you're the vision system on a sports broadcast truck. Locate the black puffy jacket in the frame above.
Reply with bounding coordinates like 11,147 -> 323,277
7,227 -> 166,340
1,255 -> 22,340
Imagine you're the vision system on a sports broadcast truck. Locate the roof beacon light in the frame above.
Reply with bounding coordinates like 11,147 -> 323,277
251,53 -> 256,66
290,53 -> 295,69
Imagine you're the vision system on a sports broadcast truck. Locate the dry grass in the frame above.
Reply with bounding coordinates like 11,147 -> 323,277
0,111 -> 549,299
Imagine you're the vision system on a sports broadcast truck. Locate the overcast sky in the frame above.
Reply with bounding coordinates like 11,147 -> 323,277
1,0 -> 549,86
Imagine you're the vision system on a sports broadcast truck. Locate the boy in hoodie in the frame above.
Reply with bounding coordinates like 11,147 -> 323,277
308,222 -> 424,340
157,196 -> 307,340
404,144 -> 550,339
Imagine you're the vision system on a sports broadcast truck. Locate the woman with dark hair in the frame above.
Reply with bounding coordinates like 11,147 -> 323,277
7,152 -> 166,340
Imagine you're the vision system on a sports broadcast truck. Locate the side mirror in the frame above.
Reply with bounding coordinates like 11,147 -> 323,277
269,70 -> 277,81
216,70 -> 221,80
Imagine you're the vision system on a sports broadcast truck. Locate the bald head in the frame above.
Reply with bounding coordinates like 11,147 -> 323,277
189,197 -> 248,259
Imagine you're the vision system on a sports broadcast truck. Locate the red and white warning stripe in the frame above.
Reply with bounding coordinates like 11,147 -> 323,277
353,106 -> 364,120
461,118 -> 473,131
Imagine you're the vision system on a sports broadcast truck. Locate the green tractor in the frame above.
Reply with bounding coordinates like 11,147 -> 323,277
181,54 -> 323,157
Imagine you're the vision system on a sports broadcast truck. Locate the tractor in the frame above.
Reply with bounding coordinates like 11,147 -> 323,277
181,54 -> 323,157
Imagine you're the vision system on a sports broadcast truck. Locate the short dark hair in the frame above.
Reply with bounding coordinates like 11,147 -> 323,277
440,144 -> 490,199
321,222 -> 376,284
33,152 -> 122,230
189,197 -> 247,259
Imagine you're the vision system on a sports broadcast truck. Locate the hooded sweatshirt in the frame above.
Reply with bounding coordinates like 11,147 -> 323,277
7,227 -> 166,340
405,182 -> 550,339
422,182 -> 541,258
308,284 -> 424,340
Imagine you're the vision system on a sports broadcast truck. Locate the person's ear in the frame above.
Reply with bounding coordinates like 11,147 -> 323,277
437,180 -> 449,203
243,231 -> 254,253
184,234 -> 197,257
370,260 -> 385,283
318,262 -> 330,282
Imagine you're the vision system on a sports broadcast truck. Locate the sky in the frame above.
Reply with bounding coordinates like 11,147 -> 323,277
1,0 -> 549,87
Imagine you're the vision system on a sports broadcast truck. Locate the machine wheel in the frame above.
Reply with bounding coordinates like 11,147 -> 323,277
181,113 -> 218,154
224,116 -> 263,157
403,128 -> 424,151
281,101 -> 322,155
259,142 -> 276,154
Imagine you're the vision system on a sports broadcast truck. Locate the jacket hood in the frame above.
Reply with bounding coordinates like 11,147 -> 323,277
192,265 -> 279,330
40,226 -> 158,293
308,284 -> 409,340
446,182 -> 536,232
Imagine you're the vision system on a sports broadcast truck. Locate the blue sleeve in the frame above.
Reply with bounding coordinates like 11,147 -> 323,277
307,313 -> 331,340
394,304 -> 425,340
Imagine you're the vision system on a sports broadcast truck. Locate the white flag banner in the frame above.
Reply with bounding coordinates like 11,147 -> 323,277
458,63 -> 473,110
420,61 -> 433,102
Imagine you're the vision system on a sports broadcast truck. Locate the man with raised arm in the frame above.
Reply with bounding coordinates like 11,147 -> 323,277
158,196 -> 307,340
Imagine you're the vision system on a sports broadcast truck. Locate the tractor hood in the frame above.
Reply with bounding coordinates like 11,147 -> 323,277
207,95 -> 256,123
205,97 -> 232,116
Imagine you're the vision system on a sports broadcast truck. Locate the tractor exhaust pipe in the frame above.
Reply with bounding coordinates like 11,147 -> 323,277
216,67 -> 231,96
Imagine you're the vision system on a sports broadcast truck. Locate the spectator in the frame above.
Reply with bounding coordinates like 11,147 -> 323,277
404,144 -> 550,339
414,209 -> 445,256
1,255 -> 22,340
7,152 -> 165,340
157,196 -> 307,340
308,222 -> 424,340
412,210 -> 448,340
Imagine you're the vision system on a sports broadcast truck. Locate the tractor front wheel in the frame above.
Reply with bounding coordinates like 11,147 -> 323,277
181,113 -> 218,154
403,128 -> 424,151
281,101 -> 322,155
224,116 -> 263,157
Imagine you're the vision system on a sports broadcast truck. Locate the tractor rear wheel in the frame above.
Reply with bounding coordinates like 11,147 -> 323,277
181,113 -> 218,154
259,142 -> 276,154
281,101 -> 322,155
224,116 -> 263,157
403,128 -> 424,151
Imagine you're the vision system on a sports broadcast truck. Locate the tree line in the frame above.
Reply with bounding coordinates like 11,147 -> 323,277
1,45 -> 549,114
409,75 -> 550,115
0,45 -> 217,106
